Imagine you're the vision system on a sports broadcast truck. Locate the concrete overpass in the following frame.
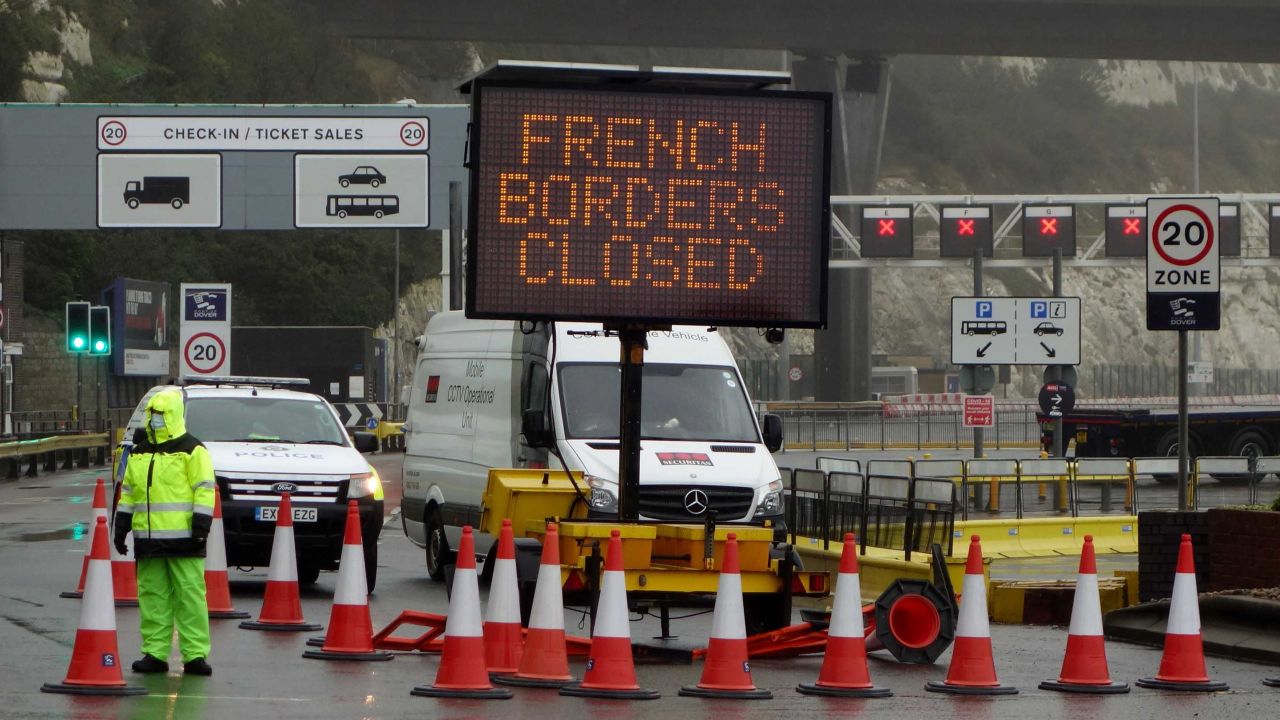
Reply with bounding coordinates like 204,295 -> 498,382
313,0 -> 1280,402
316,0 -> 1280,63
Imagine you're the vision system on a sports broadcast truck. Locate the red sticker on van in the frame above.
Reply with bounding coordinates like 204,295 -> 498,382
425,375 -> 440,403
657,452 -> 712,466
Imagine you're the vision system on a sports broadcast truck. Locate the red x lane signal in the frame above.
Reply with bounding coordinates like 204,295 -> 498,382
878,219 -> 895,236
957,219 -> 975,236
859,205 -> 914,258
1124,217 -> 1142,235
1040,218 -> 1058,235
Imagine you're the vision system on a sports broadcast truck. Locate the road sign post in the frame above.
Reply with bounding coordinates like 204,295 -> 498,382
1147,196 -> 1220,510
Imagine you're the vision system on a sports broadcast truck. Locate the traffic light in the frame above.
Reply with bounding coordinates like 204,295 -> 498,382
89,305 -> 111,356
65,301 -> 90,353
939,205 -> 993,258
859,205 -> 914,258
1022,204 -> 1076,257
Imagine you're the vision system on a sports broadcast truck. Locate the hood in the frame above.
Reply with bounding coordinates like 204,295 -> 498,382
565,439 -> 779,490
204,442 -> 369,475
145,389 -> 188,444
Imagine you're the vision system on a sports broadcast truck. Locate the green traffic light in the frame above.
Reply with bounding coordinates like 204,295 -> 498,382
72,337 -> 86,349
93,340 -> 106,352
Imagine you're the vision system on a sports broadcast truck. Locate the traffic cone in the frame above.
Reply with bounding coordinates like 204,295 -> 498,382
109,519 -> 139,608
679,532 -> 772,699
411,525 -> 512,699
797,532 -> 891,698
304,500 -> 392,661
41,516 -> 146,696
483,518 -> 523,674
926,535 -> 1017,695
61,477 -> 107,599
1040,535 -> 1129,694
240,493 -> 322,632
493,522 -> 576,689
561,529 -> 660,700
1136,534 -> 1228,692
206,493 -> 249,619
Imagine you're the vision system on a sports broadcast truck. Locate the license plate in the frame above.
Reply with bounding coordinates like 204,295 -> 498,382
255,506 -> 318,523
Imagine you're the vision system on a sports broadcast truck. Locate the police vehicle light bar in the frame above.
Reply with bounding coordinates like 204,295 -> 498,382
181,375 -> 310,389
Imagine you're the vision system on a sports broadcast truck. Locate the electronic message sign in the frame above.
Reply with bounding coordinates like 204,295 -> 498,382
1105,204 -> 1146,257
939,205 -> 993,258
466,82 -> 832,328
1022,204 -> 1075,257
860,205 -> 914,258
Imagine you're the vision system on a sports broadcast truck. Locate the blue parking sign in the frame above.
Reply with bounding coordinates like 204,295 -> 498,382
976,301 -> 993,318
1031,301 -> 1048,318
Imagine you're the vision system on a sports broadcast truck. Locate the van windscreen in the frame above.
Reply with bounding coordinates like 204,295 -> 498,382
558,363 -> 759,442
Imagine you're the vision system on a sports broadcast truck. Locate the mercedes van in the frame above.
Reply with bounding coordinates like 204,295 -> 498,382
400,311 -> 785,580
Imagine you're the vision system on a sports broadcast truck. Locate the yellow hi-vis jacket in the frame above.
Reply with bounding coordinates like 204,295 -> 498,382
114,389 -> 216,558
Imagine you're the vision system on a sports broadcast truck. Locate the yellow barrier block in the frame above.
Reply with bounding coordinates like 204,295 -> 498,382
989,577 -> 1129,625
1113,570 -> 1140,607
1077,516 -> 1138,554
953,519 -> 1031,558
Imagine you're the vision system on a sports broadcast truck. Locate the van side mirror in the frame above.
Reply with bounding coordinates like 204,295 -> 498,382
761,413 -> 784,453
352,431 -> 379,454
522,408 -> 554,448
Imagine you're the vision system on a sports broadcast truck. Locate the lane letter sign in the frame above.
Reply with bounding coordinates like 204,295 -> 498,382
1146,196 -> 1220,331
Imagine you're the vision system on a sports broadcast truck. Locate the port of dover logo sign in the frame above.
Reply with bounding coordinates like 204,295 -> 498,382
184,287 -> 228,322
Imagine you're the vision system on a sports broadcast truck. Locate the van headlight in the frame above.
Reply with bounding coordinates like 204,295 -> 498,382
585,474 -> 617,512
348,468 -> 384,500
755,479 -> 784,516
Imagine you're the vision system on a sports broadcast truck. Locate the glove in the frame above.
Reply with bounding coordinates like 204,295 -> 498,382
191,513 -> 211,543
113,512 -> 132,556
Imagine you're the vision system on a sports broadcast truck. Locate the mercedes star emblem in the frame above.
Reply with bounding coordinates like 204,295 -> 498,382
683,489 -> 709,516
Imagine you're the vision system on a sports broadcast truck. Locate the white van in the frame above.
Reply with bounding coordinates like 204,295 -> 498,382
401,311 -> 785,579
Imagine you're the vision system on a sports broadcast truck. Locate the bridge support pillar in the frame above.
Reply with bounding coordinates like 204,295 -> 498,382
791,55 -> 890,401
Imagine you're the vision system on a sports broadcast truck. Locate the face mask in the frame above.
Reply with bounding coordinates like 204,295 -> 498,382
150,414 -> 166,431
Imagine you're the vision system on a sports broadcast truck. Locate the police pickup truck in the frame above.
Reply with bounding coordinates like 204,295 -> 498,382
117,377 -> 384,589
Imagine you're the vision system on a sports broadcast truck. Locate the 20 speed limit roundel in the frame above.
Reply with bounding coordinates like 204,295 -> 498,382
183,331 -> 227,374
1152,203 -> 1214,267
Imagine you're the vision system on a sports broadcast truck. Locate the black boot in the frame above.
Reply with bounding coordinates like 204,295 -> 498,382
131,655 -> 169,673
183,658 -> 212,676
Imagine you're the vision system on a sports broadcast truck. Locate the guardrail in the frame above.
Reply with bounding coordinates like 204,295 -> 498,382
783,455 -> 1280,539
0,432 -> 112,479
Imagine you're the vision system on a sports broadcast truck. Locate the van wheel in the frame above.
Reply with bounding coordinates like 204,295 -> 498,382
298,563 -> 321,585
425,506 -> 452,582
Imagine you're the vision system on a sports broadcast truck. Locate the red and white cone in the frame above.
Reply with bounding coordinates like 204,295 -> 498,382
240,493 -> 322,632
561,529 -> 660,700
1040,535 -> 1129,694
484,518 -> 523,675
679,532 -> 772,700
206,493 -> 249,619
926,535 -> 1017,695
798,532 -> 891,698
493,522 -> 576,689
411,525 -> 512,699
1136,534 -> 1228,692
42,516 -> 146,696
304,500 -> 392,661
61,477 -> 108,599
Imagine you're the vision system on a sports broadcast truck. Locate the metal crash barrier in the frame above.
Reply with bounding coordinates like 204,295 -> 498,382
0,433 -> 112,479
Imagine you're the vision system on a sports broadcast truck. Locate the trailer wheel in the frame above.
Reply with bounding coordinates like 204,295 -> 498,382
743,593 -> 790,635
1154,429 -> 1199,485
1218,428 -> 1269,484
